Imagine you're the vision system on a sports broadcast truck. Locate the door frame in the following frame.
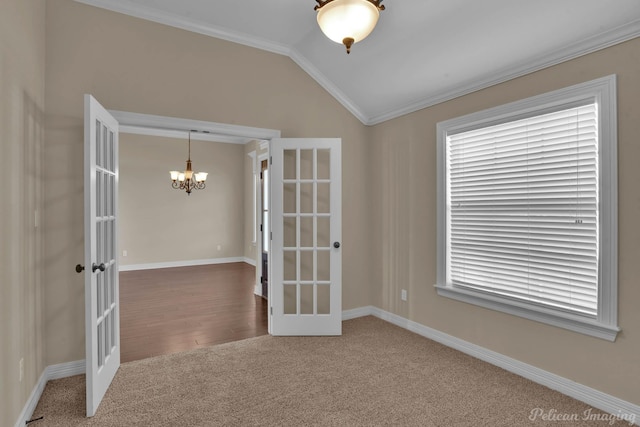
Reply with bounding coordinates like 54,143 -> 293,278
110,110 -> 281,294
109,109 -> 280,309
109,110 -> 281,144
258,152 -> 269,298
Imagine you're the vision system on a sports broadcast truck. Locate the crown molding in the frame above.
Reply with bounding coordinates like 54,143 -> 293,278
367,19 -> 640,125
73,0 -> 370,124
75,1 -> 639,127
288,48 -> 369,125
73,0 -> 291,56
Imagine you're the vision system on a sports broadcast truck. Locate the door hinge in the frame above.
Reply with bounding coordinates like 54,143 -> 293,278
270,156 -> 272,165
270,307 -> 273,315
270,231 -> 273,241
260,224 -> 263,232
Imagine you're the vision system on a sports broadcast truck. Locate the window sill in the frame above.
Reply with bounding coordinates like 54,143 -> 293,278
434,284 -> 620,342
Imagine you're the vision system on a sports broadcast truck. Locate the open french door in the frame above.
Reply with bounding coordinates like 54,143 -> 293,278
84,95 -> 120,416
270,138 -> 342,335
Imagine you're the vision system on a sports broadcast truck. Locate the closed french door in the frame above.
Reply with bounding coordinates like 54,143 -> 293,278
270,138 -> 342,335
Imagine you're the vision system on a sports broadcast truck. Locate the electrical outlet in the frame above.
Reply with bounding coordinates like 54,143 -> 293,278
122,250 -> 128,257
401,289 -> 407,301
217,245 -> 222,251
19,358 -> 24,382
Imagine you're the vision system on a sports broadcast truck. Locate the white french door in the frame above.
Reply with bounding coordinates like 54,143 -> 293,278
84,95 -> 120,417
270,138 -> 342,335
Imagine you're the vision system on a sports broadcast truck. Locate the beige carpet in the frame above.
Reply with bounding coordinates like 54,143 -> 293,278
32,316 -> 631,426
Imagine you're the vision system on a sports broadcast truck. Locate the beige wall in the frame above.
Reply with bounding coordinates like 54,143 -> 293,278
119,133 -> 245,266
0,1 -> 46,425
371,38 -> 640,405
44,0 -> 372,366
243,141 -> 258,264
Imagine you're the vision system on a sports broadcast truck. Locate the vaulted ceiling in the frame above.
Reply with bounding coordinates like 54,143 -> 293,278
76,0 -> 640,125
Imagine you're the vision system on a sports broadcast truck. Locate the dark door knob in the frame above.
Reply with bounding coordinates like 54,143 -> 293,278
92,263 -> 106,273
75,264 -> 85,273
333,242 -> 341,249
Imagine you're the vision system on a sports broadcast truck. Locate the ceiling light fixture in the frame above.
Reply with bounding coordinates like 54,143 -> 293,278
314,0 -> 385,54
169,131 -> 208,195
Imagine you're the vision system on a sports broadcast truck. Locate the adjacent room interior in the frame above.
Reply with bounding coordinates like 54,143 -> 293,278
117,132 -> 269,362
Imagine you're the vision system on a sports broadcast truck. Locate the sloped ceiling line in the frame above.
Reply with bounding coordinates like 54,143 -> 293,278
74,0 -> 292,55
371,19 -> 640,125
75,0 -> 640,126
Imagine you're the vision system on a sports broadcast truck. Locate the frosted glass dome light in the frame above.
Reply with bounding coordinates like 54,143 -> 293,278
315,0 -> 385,54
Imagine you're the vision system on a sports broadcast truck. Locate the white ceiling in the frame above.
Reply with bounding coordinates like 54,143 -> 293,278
76,0 -> 640,125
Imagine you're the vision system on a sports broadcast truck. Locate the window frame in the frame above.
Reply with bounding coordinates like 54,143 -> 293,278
435,75 -> 619,341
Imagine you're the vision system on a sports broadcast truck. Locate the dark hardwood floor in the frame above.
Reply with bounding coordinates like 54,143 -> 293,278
119,262 -> 268,363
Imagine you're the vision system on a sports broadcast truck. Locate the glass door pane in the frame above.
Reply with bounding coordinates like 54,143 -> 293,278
270,138 -> 341,336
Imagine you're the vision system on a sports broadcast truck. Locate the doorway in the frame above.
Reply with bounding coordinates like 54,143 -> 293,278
111,111 -> 281,362
260,158 -> 269,299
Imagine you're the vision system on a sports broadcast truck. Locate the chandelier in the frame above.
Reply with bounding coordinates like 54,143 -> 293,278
169,131 -> 208,195
314,0 -> 385,54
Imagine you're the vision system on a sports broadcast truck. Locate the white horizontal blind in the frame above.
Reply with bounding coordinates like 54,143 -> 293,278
447,102 -> 599,317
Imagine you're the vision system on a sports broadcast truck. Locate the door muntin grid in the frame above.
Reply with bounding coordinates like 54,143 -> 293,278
282,148 -> 332,316
94,121 -> 118,369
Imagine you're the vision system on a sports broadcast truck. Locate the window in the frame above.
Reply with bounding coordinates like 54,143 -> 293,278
436,75 -> 619,341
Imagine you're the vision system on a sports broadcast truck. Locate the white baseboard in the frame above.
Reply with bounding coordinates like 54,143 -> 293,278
342,306 -> 374,320
16,308 -> 639,426
46,359 -> 85,380
243,256 -> 257,267
14,371 -> 47,427
346,306 -> 639,426
14,360 -> 85,427
119,257 -> 249,272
